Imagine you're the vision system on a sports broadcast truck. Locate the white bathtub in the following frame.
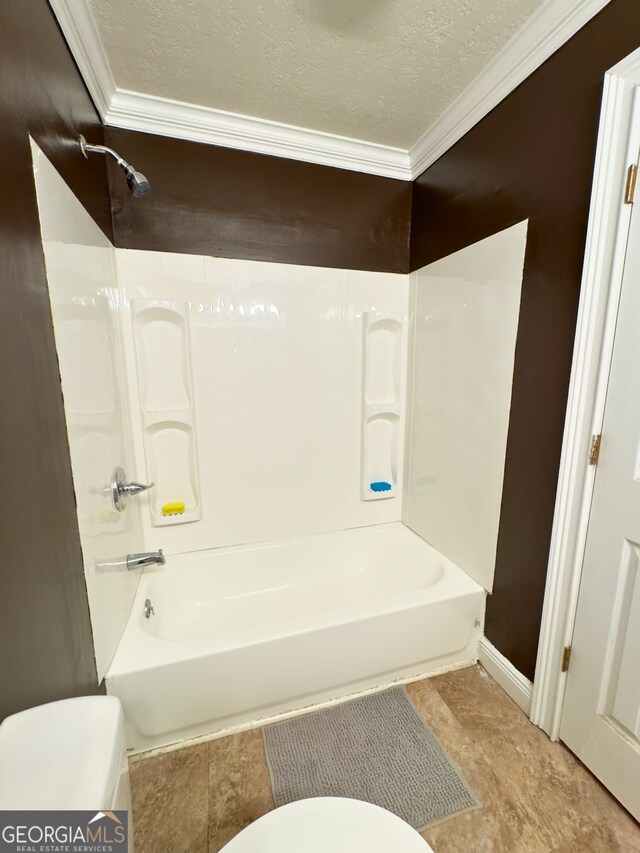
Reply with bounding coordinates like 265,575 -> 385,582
106,522 -> 484,752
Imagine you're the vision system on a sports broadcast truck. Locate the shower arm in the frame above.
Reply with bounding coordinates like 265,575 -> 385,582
79,134 -> 150,197
79,136 -> 129,170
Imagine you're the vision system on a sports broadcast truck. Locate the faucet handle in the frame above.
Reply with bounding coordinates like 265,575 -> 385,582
110,466 -> 155,512
121,480 -> 155,497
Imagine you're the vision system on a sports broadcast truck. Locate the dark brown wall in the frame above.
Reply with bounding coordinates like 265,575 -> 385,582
105,127 -> 411,273
0,1 -> 112,718
410,0 -> 640,680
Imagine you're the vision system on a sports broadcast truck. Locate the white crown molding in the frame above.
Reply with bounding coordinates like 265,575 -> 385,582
51,0 -> 610,180
48,0 -> 116,118
105,89 -> 412,180
479,637 -> 533,715
409,0 -> 612,178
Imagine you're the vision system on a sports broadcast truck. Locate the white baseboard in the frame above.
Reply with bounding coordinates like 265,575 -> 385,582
479,636 -> 533,715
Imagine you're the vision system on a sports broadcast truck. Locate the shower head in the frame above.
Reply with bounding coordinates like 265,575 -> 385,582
124,165 -> 151,198
79,135 -> 151,198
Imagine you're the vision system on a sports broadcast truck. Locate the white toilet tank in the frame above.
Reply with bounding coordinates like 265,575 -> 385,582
0,696 -> 133,849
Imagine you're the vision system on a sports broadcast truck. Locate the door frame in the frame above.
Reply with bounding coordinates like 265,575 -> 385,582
531,47 -> 640,739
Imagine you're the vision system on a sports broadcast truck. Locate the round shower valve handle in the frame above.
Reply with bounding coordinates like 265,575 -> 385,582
110,466 -> 155,512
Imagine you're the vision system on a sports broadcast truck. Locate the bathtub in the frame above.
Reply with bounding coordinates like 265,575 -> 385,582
106,522 -> 484,752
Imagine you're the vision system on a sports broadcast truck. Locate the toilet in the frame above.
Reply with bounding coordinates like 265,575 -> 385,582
220,796 -> 434,852
0,696 -> 133,850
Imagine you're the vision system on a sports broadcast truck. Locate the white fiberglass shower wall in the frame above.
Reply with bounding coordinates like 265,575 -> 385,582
403,221 -> 528,592
115,250 -> 409,555
30,141 -> 143,680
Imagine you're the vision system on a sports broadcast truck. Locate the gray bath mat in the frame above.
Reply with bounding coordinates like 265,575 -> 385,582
262,686 -> 479,831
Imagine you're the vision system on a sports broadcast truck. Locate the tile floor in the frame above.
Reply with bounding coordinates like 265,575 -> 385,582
129,665 -> 640,852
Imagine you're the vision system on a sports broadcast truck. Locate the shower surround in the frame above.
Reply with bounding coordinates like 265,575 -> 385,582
33,145 -> 526,753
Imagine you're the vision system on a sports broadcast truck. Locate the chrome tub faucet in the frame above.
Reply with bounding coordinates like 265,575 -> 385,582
126,549 -> 165,571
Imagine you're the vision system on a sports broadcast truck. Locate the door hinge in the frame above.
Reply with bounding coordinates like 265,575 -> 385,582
624,163 -> 637,204
588,433 -> 602,466
561,645 -> 572,673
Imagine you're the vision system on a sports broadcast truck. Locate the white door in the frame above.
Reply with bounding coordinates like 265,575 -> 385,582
560,155 -> 640,820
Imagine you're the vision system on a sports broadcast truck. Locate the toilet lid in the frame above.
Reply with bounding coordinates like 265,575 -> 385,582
221,797 -> 434,852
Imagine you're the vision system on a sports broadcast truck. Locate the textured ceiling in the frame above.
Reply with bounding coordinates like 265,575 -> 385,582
88,0 -> 547,149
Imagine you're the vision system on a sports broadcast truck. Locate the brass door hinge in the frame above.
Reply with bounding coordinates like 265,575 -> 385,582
625,163 -> 637,204
589,433 -> 602,466
561,645 -> 572,673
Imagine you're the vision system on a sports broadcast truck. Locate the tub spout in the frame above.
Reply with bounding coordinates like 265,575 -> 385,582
126,549 -> 165,571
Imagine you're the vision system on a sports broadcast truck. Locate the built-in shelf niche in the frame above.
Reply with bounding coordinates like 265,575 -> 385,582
361,311 -> 404,501
132,299 -> 202,526
55,297 -> 129,534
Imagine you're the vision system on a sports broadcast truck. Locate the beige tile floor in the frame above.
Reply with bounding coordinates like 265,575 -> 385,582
129,665 -> 640,852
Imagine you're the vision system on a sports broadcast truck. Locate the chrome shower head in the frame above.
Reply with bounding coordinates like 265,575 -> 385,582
124,165 -> 151,198
79,135 -> 151,198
